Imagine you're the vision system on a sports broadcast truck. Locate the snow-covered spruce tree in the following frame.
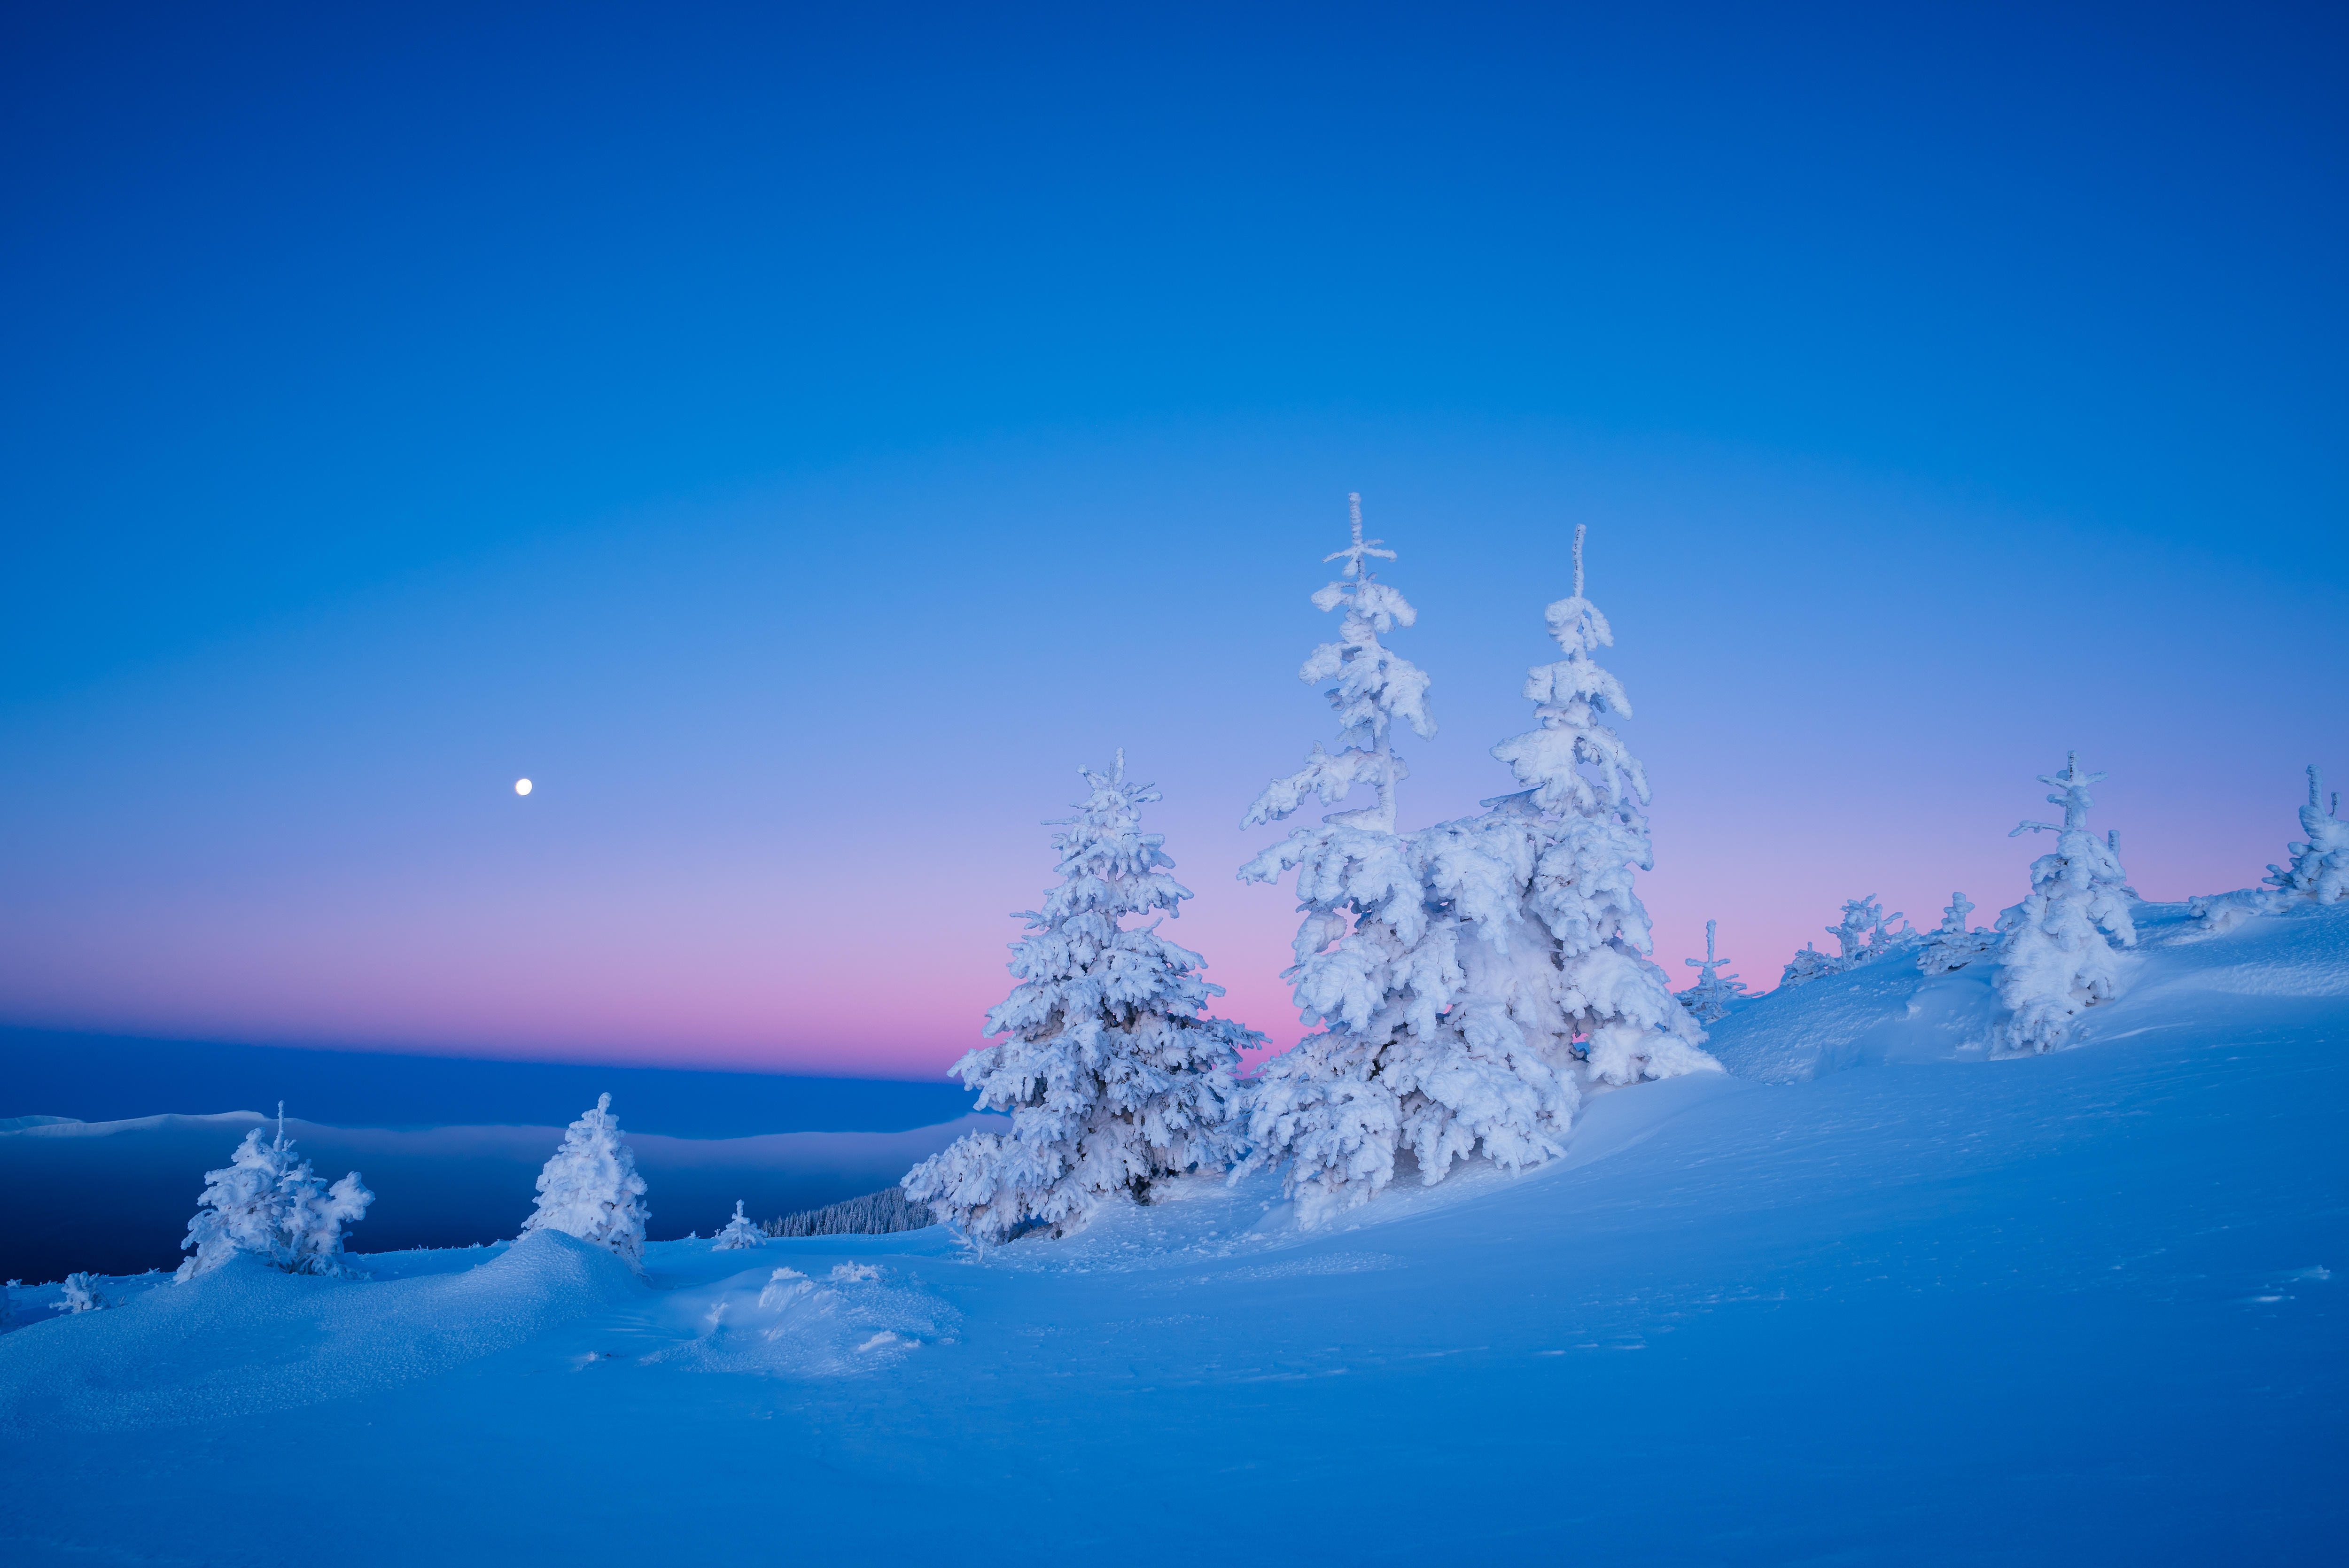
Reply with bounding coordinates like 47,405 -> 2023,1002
711,1201 -> 763,1251
1236,499 -> 1566,1224
2264,765 -> 2348,905
1240,514 -> 1714,1223
1919,891 -> 1998,975
1678,920 -> 1747,1023
521,1094 -> 649,1267
1482,524 -> 1719,1089
175,1107 -> 374,1281
0,1279 -> 16,1330
1993,752 -> 2137,1056
903,753 -> 1257,1246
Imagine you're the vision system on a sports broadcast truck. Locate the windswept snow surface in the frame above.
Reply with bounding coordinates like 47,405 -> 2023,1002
2,904 -> 2342,1563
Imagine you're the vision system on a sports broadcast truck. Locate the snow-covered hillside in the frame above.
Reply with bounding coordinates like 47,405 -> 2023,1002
3,902 -> 2341,1564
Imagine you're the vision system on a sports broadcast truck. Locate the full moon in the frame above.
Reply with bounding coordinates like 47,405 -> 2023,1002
514,778 -> 533,796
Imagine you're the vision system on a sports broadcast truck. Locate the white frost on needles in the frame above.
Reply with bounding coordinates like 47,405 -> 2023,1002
1480,524 -> 1718,1089
1239,496 -> 1552,1226
1679,920 -> 1747,1023
1919,891 -> 1998,975
174,1106 -> 374,1281
1994,753 -> 2137,1056
710,1201 -> 764,1251
1240,509 -> 1713,1227
904,753 -> 1256,1247
521,1094 -> 650,1268
2264,765 -> 2348,906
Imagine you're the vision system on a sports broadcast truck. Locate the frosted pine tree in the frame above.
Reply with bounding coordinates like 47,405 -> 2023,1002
521,1094 -> 650,1267
1919,891 -> 1998,975
175,1107 -> 373,1281
1678,920 -> 1747,1022
1238,499 -> 1574,1224
1830,895 -> 1906,966
1993,753 -> 2138,1055
1484,526 -> 1718,1088
2263,765 -> 2348,905
904,754 -> 1256,1246
711,1201 -> 764,1250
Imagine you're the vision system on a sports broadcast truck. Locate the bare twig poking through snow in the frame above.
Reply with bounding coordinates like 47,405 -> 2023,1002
520,1094 -> 649,1268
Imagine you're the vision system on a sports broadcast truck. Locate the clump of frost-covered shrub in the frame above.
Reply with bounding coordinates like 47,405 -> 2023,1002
175,1108 -> 374,1281
1993,753 -> 2137,1056
52,1274 -> 106,1314
1780,896 -> 1913,987
1478,527 -> 1719,1091
521,1094 -> 649,1268
1918,892 -> 1999,975
1678,920 -> 1747,1023
904,753 -> 1256,1246
711,1201 -> 764,1251
1778,942 -> 1842,988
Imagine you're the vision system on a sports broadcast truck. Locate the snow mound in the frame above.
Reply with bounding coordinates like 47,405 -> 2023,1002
643,1259 -> 957,1379
0,1229 -> 644,1432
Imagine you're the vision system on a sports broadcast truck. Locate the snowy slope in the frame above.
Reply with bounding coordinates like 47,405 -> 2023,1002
2,904 -> 2342,1565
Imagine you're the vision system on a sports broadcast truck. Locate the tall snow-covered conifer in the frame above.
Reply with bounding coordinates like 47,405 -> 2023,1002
521,1094 -> 650,1266
1993,753 -> 2137,1055
1239,499 -> 1575,1224
904,754 -> 1255,1246
1482,526 -> 1719,1088
1240,512 -> 1711,1226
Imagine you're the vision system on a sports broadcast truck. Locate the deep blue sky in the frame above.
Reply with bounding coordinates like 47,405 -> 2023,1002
3,2 -> 2342,1074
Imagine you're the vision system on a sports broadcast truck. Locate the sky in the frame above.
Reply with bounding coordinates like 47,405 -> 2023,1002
2,1 -> 2343,1079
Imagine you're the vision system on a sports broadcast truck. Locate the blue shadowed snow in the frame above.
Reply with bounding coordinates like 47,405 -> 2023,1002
1,903 -> 2341,1563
